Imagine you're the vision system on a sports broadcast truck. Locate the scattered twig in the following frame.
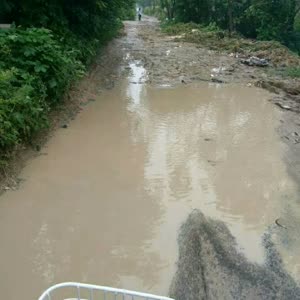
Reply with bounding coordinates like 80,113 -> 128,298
275,218 -> 287,229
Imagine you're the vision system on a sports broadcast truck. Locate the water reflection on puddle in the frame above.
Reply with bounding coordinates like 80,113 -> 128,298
0,60 -> 299,300
125,60 -> 299,268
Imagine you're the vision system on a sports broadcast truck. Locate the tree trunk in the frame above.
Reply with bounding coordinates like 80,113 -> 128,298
228,0 -> 233,37
171,0 -> 176,19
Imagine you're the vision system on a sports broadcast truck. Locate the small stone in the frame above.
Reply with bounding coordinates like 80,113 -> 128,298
275,103 -> 291,110
211,78 -> 224,83
207,160 -> 217,166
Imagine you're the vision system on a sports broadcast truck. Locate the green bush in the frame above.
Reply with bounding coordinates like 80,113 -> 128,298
0,0 -> 136,159
120,7 -> 136,20
284,67 -> 300,78
0,68 -> 48,149
0,28 -> 84,152
144,6 -> 165,20
0,28 -> 84,104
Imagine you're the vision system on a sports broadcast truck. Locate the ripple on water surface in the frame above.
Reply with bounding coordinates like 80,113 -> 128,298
0,61 -> 299,300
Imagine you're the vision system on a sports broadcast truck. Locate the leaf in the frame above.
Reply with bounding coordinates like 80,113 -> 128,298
34,64 -> 47,73
49,79 -> 57,88
24,48 -> 36,57
8,34 -> 18,41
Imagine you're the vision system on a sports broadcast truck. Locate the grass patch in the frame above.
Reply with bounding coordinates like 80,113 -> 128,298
162,22 -> 300,67
284,67 -> 300,78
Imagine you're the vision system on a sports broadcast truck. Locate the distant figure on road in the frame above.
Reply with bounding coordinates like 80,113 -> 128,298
138,8 -> 142,21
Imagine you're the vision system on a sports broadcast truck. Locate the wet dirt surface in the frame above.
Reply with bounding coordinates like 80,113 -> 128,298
1,18 -> 300,300
170,211 -> 300,300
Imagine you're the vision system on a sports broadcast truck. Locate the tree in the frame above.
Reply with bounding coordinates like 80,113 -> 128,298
160,0 -> 176,20
228,0 -> 233,36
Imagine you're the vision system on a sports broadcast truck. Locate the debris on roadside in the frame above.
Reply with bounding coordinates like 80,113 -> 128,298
229,52 -> 239,58
207,160 -> 217,166
211,78 -> 225,83
255,80 -> 280,93
241,56 -> 269,67
274,103 -> 292,110
210,66 -> 229,82
211,67 -> 226,74
80,98 -> 96,106
275,218 -> 287,229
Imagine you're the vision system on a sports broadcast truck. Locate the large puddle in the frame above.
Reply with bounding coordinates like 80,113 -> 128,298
0,61 -> 299,300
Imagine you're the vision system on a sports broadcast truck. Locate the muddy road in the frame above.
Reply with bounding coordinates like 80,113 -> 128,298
1,18 -> 300,300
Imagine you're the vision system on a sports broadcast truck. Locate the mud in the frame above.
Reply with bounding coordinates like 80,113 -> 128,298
136,17 -> 300,195
0,17 -> 300,300
170,210 -> 300,300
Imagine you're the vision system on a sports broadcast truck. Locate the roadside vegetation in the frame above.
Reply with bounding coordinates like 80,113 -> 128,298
161,22 -> 300,68
138,0 -> 300,52
0,0 -> 135,166
138,0 -> 300,93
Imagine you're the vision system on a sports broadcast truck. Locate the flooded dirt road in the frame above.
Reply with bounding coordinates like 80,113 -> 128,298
1,19 -> 300,300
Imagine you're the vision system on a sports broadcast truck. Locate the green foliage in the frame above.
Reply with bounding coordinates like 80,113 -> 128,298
0,28 -> 84,151
295,12 -> 300,32
140,0 -> 300,51
175,0 -> 211,24
144,6 -> 165,20
161,22 -> 201,35
0,68 -> 48,149
119,6 -> 136,21
284,67 -> 300,77
245,0 -> 296,42
0,28 -> 84,104
0,0 -> 136,156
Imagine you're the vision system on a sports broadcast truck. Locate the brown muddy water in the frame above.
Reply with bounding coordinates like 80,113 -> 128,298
0,62 -> 299,300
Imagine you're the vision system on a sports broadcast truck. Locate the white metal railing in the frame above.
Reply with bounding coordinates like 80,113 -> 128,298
38,282 -> 174,300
